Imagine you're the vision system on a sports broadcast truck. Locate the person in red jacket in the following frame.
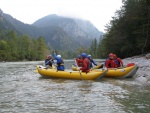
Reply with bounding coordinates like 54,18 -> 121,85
113,54 -> 123,67
79,53 -> 90,73
105,53 -> 117,68
74,55 -> 83,67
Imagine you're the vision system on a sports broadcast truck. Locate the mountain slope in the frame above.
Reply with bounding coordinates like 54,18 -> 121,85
32,14 -> 103,40
0,9 -> 104,51
2,12 -> 41,38
32,14 -> 104,50
0,9 -> 19,34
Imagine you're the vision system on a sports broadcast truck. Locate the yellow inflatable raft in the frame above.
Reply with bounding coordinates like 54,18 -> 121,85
36,65 -> 107,80
92,64 -> 138,78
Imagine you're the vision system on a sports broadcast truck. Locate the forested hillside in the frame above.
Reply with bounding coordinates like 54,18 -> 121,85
0,31 -> 49,61
90,0 -> 150,58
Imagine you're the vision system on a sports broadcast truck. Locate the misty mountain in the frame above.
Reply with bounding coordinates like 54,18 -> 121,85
33,14 -> 103,40
0,9 -> 104,51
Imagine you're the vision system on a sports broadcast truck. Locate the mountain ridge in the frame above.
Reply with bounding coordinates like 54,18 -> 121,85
0,9 -> 104,51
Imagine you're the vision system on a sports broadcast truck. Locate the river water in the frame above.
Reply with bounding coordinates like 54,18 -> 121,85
0,60 -> 150,113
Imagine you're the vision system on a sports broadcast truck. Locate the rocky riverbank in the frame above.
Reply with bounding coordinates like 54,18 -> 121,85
123,53 -> 150,85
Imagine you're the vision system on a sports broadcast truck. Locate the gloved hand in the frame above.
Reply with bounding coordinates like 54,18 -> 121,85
95,64 -> 97,66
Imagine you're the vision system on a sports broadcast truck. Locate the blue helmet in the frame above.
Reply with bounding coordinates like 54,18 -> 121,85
81,53 -> 86,58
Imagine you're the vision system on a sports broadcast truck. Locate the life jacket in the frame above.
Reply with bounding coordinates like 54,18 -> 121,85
106,60 -> 112,68
76,58 -> 83,67
114,58 -> 120,66
48,60 -> 53,66
105,59 -> 116,68
82,58 -> 90,70
57,58 -> 64,66
45,59 -> 53,66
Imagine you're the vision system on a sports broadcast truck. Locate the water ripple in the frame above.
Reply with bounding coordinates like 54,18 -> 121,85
0,61 -> 149,113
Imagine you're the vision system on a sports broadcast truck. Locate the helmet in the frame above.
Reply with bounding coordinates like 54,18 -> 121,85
47,55 -> 51,59
81,53 -> 86,58
113,54 -> 117,58
87,55 -> 91,58
109,53 -> 113,57
57,55 -> 61,58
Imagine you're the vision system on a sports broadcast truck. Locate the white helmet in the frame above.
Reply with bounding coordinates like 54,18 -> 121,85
57,55 -> 61,58
88,54 -> 91,57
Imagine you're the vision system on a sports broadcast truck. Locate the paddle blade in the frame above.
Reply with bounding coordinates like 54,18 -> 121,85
34,69 -> 38,73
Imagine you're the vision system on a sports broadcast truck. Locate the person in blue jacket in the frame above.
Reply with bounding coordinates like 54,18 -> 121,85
54,53 -> 65,71
45,55 -> 54,68
87,55 -> 97,68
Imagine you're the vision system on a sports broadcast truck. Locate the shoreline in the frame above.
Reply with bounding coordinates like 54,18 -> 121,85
123,53 -> 150,85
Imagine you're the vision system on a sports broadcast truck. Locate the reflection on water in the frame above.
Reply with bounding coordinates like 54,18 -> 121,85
0,60 -> 149,113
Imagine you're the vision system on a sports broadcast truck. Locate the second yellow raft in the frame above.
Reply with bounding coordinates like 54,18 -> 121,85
92,65 -> 138,78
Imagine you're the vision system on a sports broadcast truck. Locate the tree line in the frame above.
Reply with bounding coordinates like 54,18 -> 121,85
0,30 -> 89,61
0,31 -> 49,61
89,0 -> 150,58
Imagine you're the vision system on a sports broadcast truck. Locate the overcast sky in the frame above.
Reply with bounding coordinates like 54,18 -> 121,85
0,0 -> 123,32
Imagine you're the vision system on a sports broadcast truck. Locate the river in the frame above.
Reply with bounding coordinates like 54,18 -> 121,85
0,60 -> 150,113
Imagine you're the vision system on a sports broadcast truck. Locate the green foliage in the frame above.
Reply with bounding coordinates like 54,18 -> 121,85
37,37 -> 48,60
96,0 -> 150,58
89,38 -> 98,58
0,31 -> 50,61
0,40 -> 9,60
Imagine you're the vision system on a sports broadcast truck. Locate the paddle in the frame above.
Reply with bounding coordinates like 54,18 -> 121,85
46,59 -> 58,69
75,59 -> 83,80
45,59 -> 53,66
34,66 -> 39,73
